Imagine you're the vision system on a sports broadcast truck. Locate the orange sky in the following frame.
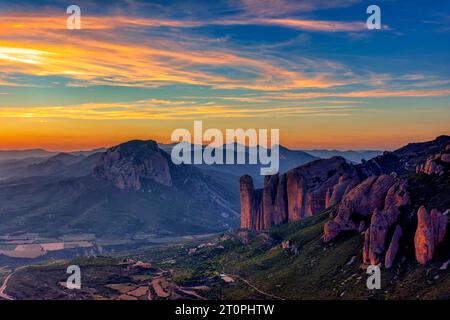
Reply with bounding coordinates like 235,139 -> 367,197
1,4 -> 449,151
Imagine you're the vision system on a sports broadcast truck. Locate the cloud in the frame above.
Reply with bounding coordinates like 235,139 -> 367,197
272,89 -> 450,99
237,18 -> 367,32
234,0 -> 360,17
0,98 -> 357,120
0,13 -> 360,90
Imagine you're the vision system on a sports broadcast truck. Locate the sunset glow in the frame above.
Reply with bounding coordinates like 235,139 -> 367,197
1,0 -> 449,151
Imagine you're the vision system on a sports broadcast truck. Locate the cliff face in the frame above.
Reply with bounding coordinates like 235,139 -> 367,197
240,157 -> 359,231
93,140 -> 172,190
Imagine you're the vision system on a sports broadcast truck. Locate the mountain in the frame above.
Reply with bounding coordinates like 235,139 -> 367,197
0,140 -> 240,238
0,149 -> 57,161
0,152 -> 102,180
161,142 -> 319,186
303,149 -> 383,163
0,147 -> 105,161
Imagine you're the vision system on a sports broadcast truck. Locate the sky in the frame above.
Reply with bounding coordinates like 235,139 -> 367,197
0,0 -> 449,151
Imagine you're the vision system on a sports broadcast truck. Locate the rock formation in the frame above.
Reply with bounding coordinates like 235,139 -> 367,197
93,140 -> 172,190
324,174 -> 409,267
385,225 -> 403,269
324,175 -> 409,243
240,157 -> 359,231
286,157 -> 360,221
363,208 -> 389,265
414,206 -> 448,265
239,136 -> 450,267
240,174 -> 287,231
416,144 -> 450,176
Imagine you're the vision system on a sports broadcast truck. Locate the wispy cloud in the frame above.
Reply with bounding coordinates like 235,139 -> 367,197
0,98 -> 357,120
0,13 -> 361,90
234,0 -> 361,17
242,18 -> 367,32
271,88 -> 450,99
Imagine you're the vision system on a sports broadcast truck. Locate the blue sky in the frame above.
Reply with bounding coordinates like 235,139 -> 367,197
0,0 -> 449,150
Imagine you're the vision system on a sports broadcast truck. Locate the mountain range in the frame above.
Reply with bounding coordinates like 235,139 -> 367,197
302,149 -> 383,164
0,140 -> 321,239
0,137 -> 448,244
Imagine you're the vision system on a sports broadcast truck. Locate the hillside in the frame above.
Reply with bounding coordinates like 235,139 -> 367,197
5,207 -> 450,300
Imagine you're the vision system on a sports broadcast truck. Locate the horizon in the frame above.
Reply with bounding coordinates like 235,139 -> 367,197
1,134 -> 449,153
1,0 -> 450,151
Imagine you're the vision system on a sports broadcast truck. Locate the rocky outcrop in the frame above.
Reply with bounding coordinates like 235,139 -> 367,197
416,156 -> 445,176
416,144 -> 450,176
324,174 -> 409,267
240,174 -> 287,231
286,157 -> 360,222
93,140 -> 172,190
414,206 -> 448,265
324,175 -> 409,242
240,157 -> 359,231
384,225 -> 402,268
363,208 -> 389,265
240,175 -> 255,230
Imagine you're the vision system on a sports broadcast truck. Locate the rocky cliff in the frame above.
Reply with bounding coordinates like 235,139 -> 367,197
240,136 -> 450,266
93,140 -> 172,190
240,157 -> 360,231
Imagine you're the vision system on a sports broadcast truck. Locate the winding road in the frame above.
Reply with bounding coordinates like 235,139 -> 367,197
0,272 -> 15,300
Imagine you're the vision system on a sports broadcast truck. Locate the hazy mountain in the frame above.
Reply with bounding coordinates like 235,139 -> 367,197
0,152 -> 102,180
0,149 -> 57,161
302,149 -> 383,163
0,147 -> 106,162
160,142 -> 319,186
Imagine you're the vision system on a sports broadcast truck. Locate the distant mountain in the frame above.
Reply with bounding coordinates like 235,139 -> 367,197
302,149 -> 383,163
0,140 -> 240,238
160,143 -> 319,186
0,147 -> 106,162
356,135 -> 450,177
0,149 -> 57,161
0,152 -> 102,180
